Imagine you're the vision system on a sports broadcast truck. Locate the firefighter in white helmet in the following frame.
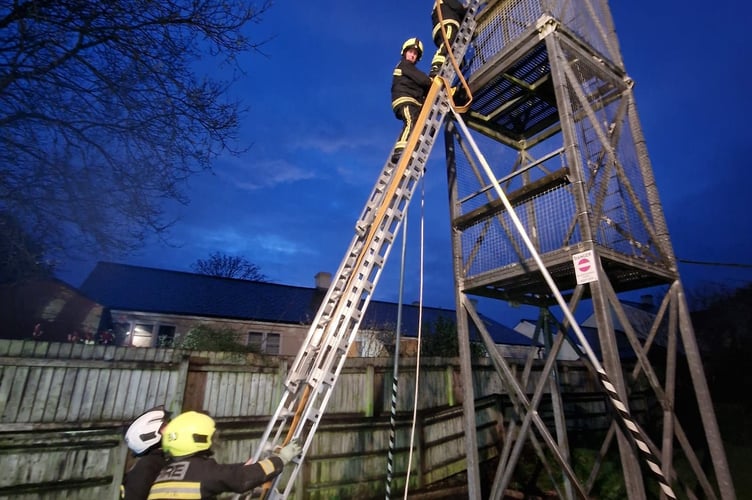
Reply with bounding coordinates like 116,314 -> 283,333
147,411 -> 301,499
122,406 -> 171,500
390,37 -> 432,164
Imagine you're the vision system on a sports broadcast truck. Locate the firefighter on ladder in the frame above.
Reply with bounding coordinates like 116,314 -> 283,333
390,37 -> 432,164
429,0 -> 468,77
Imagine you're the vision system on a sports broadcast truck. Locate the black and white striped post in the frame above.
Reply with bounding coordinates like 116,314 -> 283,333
385,216 -> 408,500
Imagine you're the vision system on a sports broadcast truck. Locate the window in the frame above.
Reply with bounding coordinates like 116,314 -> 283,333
112,322 -> 131,346
120,322 -> 176,348
248,331 -> 281,354
132,323 -> 154,347
266,333 -> 280,354
248,332 -> 264,351
157,325 -> 176,348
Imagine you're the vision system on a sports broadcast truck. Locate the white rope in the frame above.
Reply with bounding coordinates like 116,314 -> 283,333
402,175 -> 426,499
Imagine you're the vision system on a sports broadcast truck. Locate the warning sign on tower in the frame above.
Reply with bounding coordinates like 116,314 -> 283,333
573,250 -> 598,284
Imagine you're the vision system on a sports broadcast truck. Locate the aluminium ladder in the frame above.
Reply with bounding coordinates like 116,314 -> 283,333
247,3 -> 483,498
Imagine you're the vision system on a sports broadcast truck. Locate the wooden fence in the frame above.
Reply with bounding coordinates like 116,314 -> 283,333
0,339 -> 622,499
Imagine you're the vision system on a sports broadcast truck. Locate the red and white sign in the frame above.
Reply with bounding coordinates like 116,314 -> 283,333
573,250 -> 598,284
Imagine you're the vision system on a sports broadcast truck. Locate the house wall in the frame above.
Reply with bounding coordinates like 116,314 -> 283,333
107,309 -> 308,356
0,280 -> 103,342
0,339 -> 642,499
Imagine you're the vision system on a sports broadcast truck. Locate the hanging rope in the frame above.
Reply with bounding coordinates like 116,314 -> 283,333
385,213 -> 409,500
402,175 -> 426,499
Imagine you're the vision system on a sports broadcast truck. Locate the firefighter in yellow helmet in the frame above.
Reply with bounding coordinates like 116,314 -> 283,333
429,0 -> 468,77
147,411 -> 301,499
390,37 -> 432,164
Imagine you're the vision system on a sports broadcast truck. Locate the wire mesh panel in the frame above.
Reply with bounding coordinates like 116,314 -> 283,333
450,128 -> 578,279
557,35 -> 666,266
471,0 -> 620,73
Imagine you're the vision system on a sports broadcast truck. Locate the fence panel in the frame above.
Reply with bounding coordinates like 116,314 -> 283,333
0,340 -> 607,499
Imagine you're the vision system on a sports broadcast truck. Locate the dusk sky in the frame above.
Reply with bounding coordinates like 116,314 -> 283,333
57,1 -> 751,326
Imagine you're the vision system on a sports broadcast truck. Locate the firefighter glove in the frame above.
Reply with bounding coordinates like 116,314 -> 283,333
276,439 -> 302,465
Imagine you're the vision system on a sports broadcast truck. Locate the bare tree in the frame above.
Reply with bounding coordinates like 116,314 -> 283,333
0,0 -> 272,262
192,252 -> 266,281
0,212 -> 54,283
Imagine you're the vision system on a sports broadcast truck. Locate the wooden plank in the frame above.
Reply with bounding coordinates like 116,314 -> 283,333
182,365 -> 206,412
246,372 -> 261,415
45,342 -> 60,358
16,366 -> 42,422
65,367 -> 89,422
70,342 -> 84,359
53,367 -> 76,421
20,340 -> 37,356
204,371 -> 218,414
90,368 -> 112,421
235,372 -> 250,416
2,366 -> 29,423
41,366 -> 65,422
78,367 -> 101,421
154,368 -> 172,408
132,369 -> 152,414
142,369 -> 160,410
218,370 -> 232,416
109,369 -> 133,421
29,366 -> 54,422
232,372 -> 244,416
7,340 -> 24,356
0,366 -> 15,419
121,370 -> 142,419
224,371 -> 238,417
32,341 -> 49,357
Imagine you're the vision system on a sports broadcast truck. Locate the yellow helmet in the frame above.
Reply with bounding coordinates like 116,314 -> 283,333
401,37 -> 424,60
161,411 -> 215,458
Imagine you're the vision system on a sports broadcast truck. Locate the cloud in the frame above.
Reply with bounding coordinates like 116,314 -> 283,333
292,133 -> 383,155
184,224 -> 317,261
214,157 -> 317,190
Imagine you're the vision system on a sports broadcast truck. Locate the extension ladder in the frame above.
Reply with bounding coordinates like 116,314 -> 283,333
249,3 -> 483,498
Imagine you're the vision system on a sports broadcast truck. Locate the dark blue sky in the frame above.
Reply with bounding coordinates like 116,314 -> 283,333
58,1 -> 752,325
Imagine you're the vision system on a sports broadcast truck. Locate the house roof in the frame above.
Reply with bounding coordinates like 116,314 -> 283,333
514,300 -> 667,359
81,262 -> 532,346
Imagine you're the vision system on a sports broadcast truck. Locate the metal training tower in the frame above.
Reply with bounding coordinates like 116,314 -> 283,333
446,0 -> 735,499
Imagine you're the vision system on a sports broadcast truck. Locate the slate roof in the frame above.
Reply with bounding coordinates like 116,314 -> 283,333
81,262 -> 531,346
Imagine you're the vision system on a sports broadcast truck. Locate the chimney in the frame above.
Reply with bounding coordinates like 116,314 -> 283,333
315,272 -> 332,290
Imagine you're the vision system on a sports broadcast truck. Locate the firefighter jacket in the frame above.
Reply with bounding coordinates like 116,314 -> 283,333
147,453 -> 285,499
122,449 -> 167,500
391,58 -> 432,116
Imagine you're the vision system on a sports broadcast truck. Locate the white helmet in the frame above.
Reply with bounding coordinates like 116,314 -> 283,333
125,406 -> 169,455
